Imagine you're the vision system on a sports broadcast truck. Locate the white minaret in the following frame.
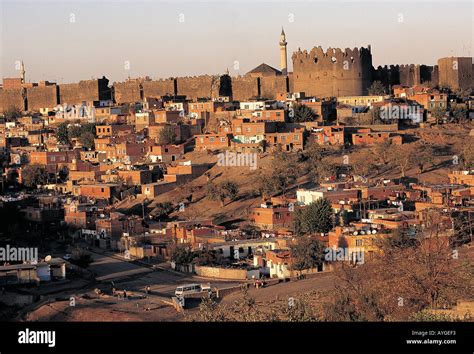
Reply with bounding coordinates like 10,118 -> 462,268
20,61 -> 26,83
279,27 -> 288,76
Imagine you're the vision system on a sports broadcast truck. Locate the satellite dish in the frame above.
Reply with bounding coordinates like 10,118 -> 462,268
45,255 -> 52,262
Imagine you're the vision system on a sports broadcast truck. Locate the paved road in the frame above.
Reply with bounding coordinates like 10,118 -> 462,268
84,249 -> 242,299
87,251 -> 152,281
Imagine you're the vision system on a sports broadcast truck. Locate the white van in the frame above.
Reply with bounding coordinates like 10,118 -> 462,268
175,283 -> 211,297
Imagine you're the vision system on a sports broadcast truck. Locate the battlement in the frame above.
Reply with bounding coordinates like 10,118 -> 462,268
292,46 -> 371,65
292,45 -> 373,97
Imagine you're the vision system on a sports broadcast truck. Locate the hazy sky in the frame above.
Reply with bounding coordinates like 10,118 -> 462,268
1,0 -> 472,83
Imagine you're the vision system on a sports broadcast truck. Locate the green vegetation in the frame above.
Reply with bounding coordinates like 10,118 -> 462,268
293,198 -> 334,235
21,164 -> 49,188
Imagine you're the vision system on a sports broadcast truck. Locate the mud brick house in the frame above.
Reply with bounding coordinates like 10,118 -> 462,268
297,188 -> 360,206
264,127 -> 305,151
72,183 -> 120,202
148,143 -> 185,162
141,181 -> 176,198
247,109 -> 286,122
117,169 -> 152,185
327,225 -> 391,260
298,98 -> 337,121
195,133 -> 232,150
351,129 -> 403,146
154,110 -> 181,124
28,150 -> 79,173
449,171 -> 474,186
64,201 -> 98,229
251,202 -> 294,230
95,124 -> 134,137
148,124 -> 184,143
95,213 -> 146,248
308,126 -> 345,146
163,163 -> 208,185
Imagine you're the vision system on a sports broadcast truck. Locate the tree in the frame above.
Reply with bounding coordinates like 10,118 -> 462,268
290,237 -> 324,271
374,140 -> 392,166
293,198 -> 333,235
22,164 -> 49,188
79,131 -> 95,150
57,122 -> 69,144
289,104 -> 316,123
207,180 -> 239,206
157,125 -> 177,145
272,148 -> 300,195
170,243 -> 194,265
206,182 -> 219,201
58,166 -> 69,181
325,232 -> 472,321
461,144 -> 474,169
153,202 -> 174,219
431,107 -> 446,124
416,145 -> 434,174
194,247 -> 221,266
3,106 -> 22,121
388,144 -> 414,178
71,248 -> 93,268
368,81 -> 386,95
256,172 -> 279,199
451,105 -> 468,123
220,181 -> 239,202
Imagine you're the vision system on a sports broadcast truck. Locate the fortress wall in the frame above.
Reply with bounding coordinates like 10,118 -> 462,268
260,76 -> 289,99
59,80 -> 101,104
113,81 -> 141,104
176,75 -> 220,100
142,79 -> 175,98
231,75 -> 259,101
292,46 -> 372,97
26,85 -> 58,110
0,89 -> 25,113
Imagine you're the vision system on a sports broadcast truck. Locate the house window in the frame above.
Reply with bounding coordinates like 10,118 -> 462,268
294,135 -> 299,141
209,137 -> 215,142
220,137 -> 226,142
236,127 -> 241,133
266,112 -> 270,118
276,112 -> 281,116
281,136 -> 286,142
200,138 -> 204,143
356,239 -> 362,247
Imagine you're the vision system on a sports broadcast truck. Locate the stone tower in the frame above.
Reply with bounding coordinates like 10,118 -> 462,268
279,27 -> 288,76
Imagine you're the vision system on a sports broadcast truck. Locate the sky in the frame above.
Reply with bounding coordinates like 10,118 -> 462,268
0,0 -> 472,84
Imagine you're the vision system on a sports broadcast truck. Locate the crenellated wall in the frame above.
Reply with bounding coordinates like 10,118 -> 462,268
26,85 -> 59,111
292,46 -> 373,97
114,81 -> 142,104
59,77 -> 111,104
373,64 -> 435,88
0,88 -> 25,112
142,79 -> 175,98
231,75 -> 259,101
176,75 -> 221,100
